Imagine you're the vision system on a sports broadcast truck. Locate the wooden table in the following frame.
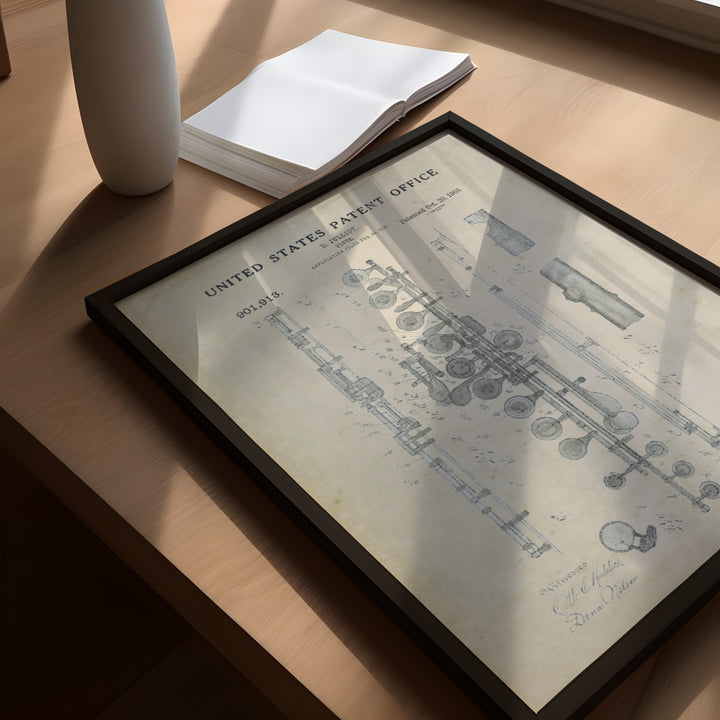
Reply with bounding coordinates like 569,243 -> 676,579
2,1 -> 720,717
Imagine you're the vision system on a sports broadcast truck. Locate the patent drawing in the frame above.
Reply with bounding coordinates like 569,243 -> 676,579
540,258 -> 644,329
464,209 -> 535,255
266,307 -> 556,559
599,521 -> 657,553
432,232 -> 720,453
340,254 -> 719,514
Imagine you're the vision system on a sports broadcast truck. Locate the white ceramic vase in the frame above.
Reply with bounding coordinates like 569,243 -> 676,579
66,0 -> 180,196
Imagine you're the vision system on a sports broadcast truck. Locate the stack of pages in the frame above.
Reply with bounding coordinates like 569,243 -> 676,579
179,30 -> 474,197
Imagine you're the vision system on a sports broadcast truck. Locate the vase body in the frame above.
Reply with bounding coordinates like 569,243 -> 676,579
66,0 -> 180,196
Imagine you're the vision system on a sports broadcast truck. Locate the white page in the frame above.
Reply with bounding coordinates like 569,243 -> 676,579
184,65 -> 397,172
183,30 -> 472,172
266,29 -> 470,104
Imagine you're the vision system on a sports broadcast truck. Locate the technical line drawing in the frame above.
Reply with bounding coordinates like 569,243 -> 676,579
369,289 -> 397,309
342,269 -> 370,287
464,209 -> 535,255
531,416 -> 563,441
700,481 -> 720,500
432,232 -> 720,451
493,329 -> 523,351
504,391 -> 543,419
599,521 -> 657,553
265,307 -> 556,559
340,258 -> 716,513
540,258 -> 644,329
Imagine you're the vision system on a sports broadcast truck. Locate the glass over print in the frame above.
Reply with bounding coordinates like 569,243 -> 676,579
87,115 -> 720,720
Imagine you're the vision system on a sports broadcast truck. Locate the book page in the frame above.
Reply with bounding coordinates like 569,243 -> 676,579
185,64 -> 399,172
183,30 -> 471,171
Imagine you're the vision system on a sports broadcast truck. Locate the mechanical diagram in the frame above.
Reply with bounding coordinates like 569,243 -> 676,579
251,210 -> 720,556
599,521 -> 657,553
333,232 -> 720,546
266,307 -> 556,558
540,258 -> 644,330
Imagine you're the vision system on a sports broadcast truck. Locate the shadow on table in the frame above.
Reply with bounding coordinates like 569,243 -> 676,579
352,0 -> 720,121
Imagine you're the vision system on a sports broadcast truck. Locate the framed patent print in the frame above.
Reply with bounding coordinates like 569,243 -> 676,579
86,113 -> 720,719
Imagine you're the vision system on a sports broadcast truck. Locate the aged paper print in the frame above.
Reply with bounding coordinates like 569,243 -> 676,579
118,133 -> 720,711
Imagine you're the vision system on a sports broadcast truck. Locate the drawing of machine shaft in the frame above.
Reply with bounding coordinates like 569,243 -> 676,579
464,209 -> 535,255
432,233 -> 720,450
403,312 -> 709,510
342,257 -> 714,513
520,357 -> 711,511
265,307 -> 555,558
540,258 -> 644,329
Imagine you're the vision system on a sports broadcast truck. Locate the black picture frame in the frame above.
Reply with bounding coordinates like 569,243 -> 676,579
86,112 -> 720,720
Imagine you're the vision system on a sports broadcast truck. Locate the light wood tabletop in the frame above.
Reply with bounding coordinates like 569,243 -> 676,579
2,1 -> 720,718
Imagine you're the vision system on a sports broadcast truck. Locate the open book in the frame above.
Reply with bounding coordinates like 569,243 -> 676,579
179,30 -> 474,197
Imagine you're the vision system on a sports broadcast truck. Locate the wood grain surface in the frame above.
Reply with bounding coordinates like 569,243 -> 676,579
2,1 -> 719,718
